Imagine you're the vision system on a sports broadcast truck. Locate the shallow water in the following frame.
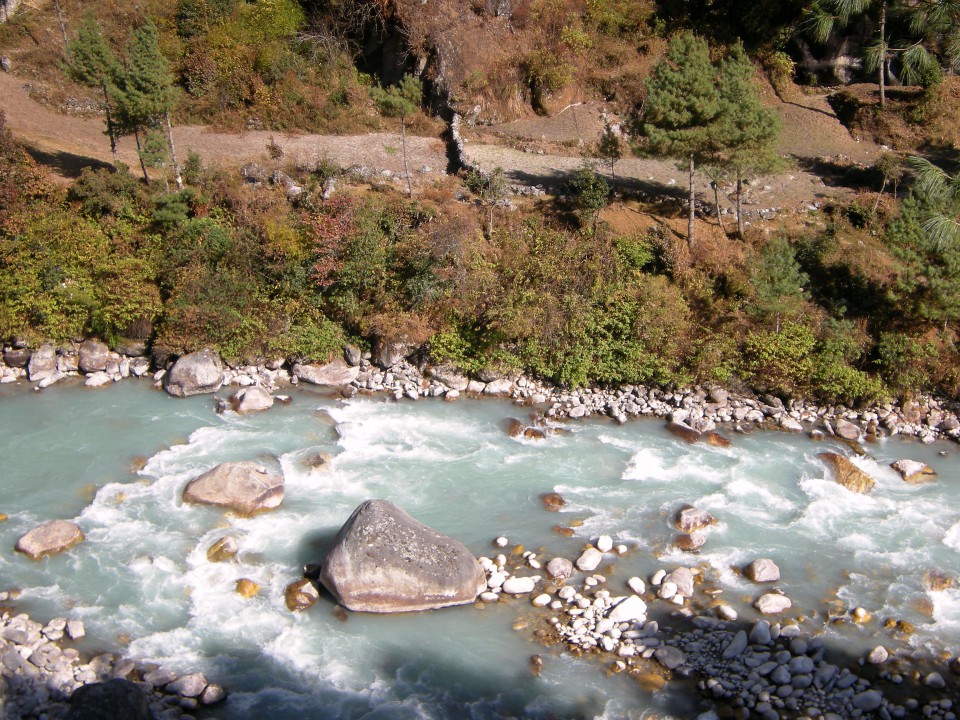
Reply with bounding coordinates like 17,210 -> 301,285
0,380 -> 958,718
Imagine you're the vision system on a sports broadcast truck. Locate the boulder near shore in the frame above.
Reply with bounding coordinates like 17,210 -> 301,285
163,349 -> 224,398
182,461 -> 284,515
15,519 -> 85,560
319,499 -> 486,612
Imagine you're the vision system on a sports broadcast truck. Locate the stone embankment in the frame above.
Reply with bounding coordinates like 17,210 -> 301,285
0,603 -> 225,719
4,339 -> 960,447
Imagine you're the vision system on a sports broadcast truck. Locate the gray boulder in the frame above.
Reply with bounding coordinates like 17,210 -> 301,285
67,679 -> 151,720
183,461 -> 284,515
293,358 -> 360,386
27,343 -> 57,381
664,567 -> 695,597
15,519 -> 85,559
373,339 -> 417,369
745,558 -> 781,583
3,347 -> 30,368
229,386 -> 274,414
78,339 -> 110,373
890,459 -> 936,483
427,363 -> 470,391
754,593 -> 792,614
674,504 -> 715,533
319,499 -> 486,612
834,418 -> 862,440
164,349 -> 224,397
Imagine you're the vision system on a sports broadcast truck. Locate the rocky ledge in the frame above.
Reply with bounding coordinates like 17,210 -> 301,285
0,603 -> 225,720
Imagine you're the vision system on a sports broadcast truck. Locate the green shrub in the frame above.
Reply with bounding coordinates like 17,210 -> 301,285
742,321 -> 816,397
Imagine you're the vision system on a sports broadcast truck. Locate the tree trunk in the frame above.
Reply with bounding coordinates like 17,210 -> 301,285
100,81 -> 118,167
401,116 -> 412,198
165,110 -> 183,190
487,205 -> 494,239
879,1 -> 887,109
52,0 -> 68,60
736,170 -> 745,239
712,181 -> 727,235
133,129 -> 149,182
687,153 -> 696,249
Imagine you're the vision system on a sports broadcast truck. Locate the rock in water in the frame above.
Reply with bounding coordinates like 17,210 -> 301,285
541,492 -> 566,511
754,593 -> 792,614
674,504 -> 715,533
319,499 -> 486,612
890,459 -> 936,483
164,349 -> 224,397
285,578 -> 320,611
229,386 -> 274,414
666,421 -> 701,443
207,536 -> 239,562
27,343 -> 57,382
67,678 -> 151,720
817,453 -> 875,493
744,558 -> 781,583
15,519 -> 85,559
183,461 -> 284,515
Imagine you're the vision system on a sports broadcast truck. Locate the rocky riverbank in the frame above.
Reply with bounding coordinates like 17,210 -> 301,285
0,600 -> 225,719
4,339 -> 960,448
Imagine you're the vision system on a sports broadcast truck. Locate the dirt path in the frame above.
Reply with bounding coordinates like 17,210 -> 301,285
1,69 -> 881,211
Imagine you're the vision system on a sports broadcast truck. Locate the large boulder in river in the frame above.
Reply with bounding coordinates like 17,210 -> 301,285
164,349 -> 224,397
67,678 -> 151,720
78,339 -> 110,373
890,459 -> 936,484
319,499 -> 486,612
15,519 -> 85,559
818,452 -> 875,494
674,504 -> 715,533
183,461 -> 284,515
229,386 -> 274,414
27,343 -> 57,381
292,358 -> 359,386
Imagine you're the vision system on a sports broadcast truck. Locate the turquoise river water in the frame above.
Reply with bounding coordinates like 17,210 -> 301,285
0,379 -> 958,718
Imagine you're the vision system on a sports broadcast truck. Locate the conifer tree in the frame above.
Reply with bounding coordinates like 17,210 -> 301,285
596,126 -> 623,184
115,19 -> 182,187
643,32 -> 723,249
372,75 -> 423,199
66,17 -> 121,165
715,43 -> 783,238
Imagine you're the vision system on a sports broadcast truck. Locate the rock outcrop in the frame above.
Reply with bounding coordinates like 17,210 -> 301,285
164,350 -> 224,397
15,519 -> 85,559
182,461 -> 284,515
319,499 -> 486,612
818,452 -> 875,494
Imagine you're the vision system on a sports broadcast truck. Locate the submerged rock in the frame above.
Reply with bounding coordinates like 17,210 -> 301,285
319,499 -> 486,612
207,535 -> 239,562
183,461 -> 284,515
541,492 -> 566,511
818,452 -> 875,494
164,349 -> 224,397
674,505 -> 715,533
666,421 -> 701,443
15,519 -> 85,559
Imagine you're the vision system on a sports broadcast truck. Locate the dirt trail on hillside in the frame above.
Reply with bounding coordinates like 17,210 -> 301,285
1,70 -> 881,211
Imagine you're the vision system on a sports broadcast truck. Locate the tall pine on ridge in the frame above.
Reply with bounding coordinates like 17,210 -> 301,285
66,16 -> 121,166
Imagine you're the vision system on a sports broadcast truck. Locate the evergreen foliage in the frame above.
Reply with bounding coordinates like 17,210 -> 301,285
66,16 -> 122,164
371,76 -> 423,199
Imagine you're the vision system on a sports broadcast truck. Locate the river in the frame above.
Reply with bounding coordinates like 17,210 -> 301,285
0,379 -> 957,718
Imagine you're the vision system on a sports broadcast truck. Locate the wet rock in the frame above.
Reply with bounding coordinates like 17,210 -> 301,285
285,578 -> 320,611
67,678 -> 151,720
834,418 -> 862,440
654,646 -> 686,670
674,505 -> 715,533
674,533 -> 706,551
744,558 -> 781,583
754,593 -> 792,614
703,431 -> 731,447
852,689 -> 883,712
890,459 -> 936,483
200,683 -> 227,705
164,349 -> 224,397
183,461 -> 284,515
608,595 -> 647,623
867,645 -> 888,664
235,578 -> 260,598
817,452 -> 875,494
166,672 -> 208,698
541,492 -> 566,511
319,499 -> 486,612
576,547 -> 603,572
293,358 -> 360,386
15,519 -> 85,559
664,567 -> 695,597
506,419 -> 524,437
207,536 -> 239,562
228,386 -> 274,414
667,421 -> 701,443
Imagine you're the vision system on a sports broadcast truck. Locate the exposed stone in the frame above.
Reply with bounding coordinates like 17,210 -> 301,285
235,578 -> 260,598
166,672 -> 208,698
744,558 -> 781,583
67,678 -> 151,720
541,492 -> 566,511
608,595 -> 647,623
546,557 -> 574,581
674,533 -> 706,551
818,453 -> 875,493
666,421 -> 701,443
664,567 -> 695,597
182,461 -> 284,515
27,343 -> 57,382
502,576 -> 538,595
867,645 -> 888,664
200,683 -> 228,705
576,547 -> 603,572
319,499 -> 486,612
674,505 -> 715,533
428,363 -> 470,391
890,459 -> 936,483
754,593 -> 792,614
228,386 -> 274,414
207,536 -> 239,562
483,378 -> 514,395
654,646 -> 686,670
164,349 -> 224,397
372,339 -> 418,369
15,519 -> 85,559
78,339 -> 110,373
3,346 -> 30,368
293,358 -> 360,386
703,431 -> 731,447
285,578 -> 320,611
834,418 -> 862,440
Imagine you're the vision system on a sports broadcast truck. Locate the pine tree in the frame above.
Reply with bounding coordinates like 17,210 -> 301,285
372,75 -> 423,199
907,155 -> 960,250
643,32 -> 723,249
595,126 -> 623,185
115,19 -> 182,187
715,43 -> 783,239
66,17 -> 121,165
